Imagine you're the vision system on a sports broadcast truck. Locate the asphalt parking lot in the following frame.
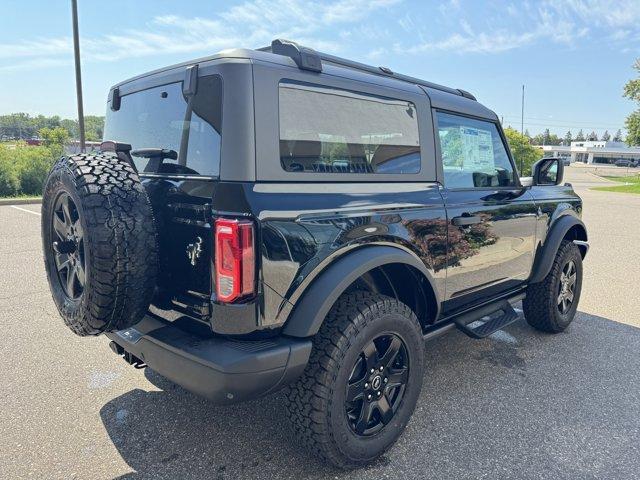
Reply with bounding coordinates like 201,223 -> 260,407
1,166 -> 639,479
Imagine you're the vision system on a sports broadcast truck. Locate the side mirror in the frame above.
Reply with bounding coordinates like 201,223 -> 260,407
532,157 -> 564,186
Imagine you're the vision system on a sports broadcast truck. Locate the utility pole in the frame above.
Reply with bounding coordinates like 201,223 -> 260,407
71,0 -> 85,153
520,84 -> 525,172
521,85 -> 524,136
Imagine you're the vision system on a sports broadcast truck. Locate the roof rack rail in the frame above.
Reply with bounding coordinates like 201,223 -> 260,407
457,89 -> 477,101
268,39 -> 322,72
260,39 -> 476,101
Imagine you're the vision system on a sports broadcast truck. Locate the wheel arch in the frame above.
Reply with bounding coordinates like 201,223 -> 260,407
529,214 -> 588,284
281,245 -> 440,338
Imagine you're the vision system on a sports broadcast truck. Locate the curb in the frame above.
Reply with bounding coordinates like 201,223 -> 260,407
587,172 -> 617,183
0,198 -> 42,206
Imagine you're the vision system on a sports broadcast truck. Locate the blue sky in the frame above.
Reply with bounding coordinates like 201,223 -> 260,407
1,0 -> 639,137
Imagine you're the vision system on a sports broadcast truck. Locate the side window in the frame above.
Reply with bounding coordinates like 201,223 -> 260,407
279,83 -> 420,174
436,111 -> 516,188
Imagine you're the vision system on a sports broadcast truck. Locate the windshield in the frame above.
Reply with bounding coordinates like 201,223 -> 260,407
103,74 -> 222,176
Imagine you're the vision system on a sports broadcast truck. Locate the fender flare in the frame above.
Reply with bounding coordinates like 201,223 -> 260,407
282,245 -> 439,338
529,215 -> 587,283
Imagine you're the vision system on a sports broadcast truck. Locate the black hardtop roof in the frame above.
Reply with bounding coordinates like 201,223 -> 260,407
112,39 -> 497,120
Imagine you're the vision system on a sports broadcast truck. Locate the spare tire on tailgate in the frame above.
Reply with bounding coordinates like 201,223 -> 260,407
41,153 -> 158,336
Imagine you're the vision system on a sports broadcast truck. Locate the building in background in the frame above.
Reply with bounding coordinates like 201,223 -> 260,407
538,141 -> 640,164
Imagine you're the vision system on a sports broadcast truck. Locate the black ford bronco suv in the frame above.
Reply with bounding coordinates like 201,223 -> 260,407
42,40 -> 588,468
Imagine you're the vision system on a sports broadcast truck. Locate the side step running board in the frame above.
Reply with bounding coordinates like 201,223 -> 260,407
453,300 -> 520,339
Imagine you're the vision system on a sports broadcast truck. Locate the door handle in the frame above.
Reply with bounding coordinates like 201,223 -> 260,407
451,215 -> 481,226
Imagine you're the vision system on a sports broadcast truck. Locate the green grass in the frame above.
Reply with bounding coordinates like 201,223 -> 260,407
0,194 -> 41,199
593,175 -> 640,194
593,184 -> 640,194
602,175 -> 640,183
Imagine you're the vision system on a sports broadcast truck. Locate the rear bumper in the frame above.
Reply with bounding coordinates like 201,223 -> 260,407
106,315 -> 312,404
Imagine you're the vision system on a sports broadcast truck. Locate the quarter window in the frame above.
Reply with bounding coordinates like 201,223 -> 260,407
436,111 -> 516,188
279,83 -> 420,174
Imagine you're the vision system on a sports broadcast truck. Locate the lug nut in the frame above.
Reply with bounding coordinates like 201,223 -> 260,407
384,378 -> 388,383
377,391 -> 381,396
379,366 -> 384,371
367,394 -> 372,401
364,383 -> 369,389
370,368 -> 375,374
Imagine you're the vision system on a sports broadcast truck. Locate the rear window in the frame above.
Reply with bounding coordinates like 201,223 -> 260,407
279,83 -> 420,174
104,74 -> 222,176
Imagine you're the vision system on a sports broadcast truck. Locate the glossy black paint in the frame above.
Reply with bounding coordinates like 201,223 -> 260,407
142,176 -> 214,332
211,181 -> 448,334
440,186 -> 538,312
140,173 -> 584,338
105,49 -> 585,339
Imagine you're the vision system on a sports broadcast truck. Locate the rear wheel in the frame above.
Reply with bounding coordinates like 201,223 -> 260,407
524,240 -> 583,333
285,292 -> 425,468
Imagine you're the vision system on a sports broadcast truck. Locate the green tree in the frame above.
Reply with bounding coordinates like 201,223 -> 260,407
564,131 -> 573,145
587,131 -> 598,141
0,153 -> 20,196
623,59 -> 640,146
613,129 -> 623,142
59,118 -> 79,139
575,129 -> 585,141
623,59 -> 640,102
0,143 -> 57,197
601,130 -> 611,141
39,126 -> 70,157
0,113 -> 104,141
547,133 -> 561,145
626,111 -> 640,146
531,133 -> 544,145
84,115 -> 104,141
504,127 -> 544,176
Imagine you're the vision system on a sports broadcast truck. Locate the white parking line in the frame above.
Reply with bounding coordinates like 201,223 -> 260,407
10,205 -> 41,216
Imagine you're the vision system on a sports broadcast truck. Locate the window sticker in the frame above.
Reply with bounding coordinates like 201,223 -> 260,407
460,127 -> 494,171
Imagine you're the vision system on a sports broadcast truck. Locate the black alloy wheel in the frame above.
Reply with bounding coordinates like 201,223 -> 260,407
51,192 -> 85,300
285,292 -> 425,468
345,333 -> 409,436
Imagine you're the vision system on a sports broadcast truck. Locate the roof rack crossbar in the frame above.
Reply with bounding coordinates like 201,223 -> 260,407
261,39 -> 475,101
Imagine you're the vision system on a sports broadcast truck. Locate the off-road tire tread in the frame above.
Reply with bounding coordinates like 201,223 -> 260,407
523,240 -> 581,333
42,153 -> 158,336
284,291 -> 420,468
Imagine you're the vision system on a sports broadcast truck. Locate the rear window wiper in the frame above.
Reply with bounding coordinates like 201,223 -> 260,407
130,148 -> 178,173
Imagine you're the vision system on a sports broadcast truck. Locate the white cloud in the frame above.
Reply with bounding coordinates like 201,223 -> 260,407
0,0 -> 399,71
399,0 -> 639,55
2,0 -> 640,72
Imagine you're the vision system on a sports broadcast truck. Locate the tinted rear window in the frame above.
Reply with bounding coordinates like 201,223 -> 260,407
104,75 -> 222,176
279,83 -> 420,174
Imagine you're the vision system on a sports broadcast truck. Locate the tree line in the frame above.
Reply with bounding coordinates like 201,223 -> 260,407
0,113 -> 105,142
624,59 -> 640,147
507,127 -> 624,146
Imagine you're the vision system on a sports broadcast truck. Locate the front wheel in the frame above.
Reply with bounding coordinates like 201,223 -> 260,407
285,292 -> 425,469
524,240 -> 583,333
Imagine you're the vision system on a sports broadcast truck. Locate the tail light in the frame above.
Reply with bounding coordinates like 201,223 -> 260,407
214,218 -> 255,303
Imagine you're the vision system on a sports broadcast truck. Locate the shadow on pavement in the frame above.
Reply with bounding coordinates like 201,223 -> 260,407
101,312 -> 640,480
